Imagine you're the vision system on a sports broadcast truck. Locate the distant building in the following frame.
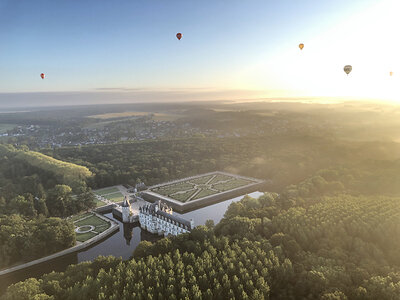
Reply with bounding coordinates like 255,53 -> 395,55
139,201 -> 194,237
135,182 -> 147,191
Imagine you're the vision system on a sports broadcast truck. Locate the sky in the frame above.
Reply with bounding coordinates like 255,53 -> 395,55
0,0 -> 399,107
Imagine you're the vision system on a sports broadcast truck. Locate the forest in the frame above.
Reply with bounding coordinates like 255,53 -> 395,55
42,134 -> 400,195
2,102 -> 400,298
0,215 -> 75,269
0,144 -> 95,270
3,166 -> 400,299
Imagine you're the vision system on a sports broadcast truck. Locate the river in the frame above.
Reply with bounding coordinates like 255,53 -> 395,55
0,191 -> 263,291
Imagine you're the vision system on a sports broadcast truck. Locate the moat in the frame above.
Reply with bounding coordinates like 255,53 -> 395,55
0,192 -> 263,290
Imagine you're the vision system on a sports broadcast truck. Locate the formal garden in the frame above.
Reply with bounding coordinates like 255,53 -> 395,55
71,213 -> 111,242
149,172 -> 259,203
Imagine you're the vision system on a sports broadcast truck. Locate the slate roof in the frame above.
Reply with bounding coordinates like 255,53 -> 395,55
140,201 -> 191,229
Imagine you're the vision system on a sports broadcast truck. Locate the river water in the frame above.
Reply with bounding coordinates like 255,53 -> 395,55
0,192 -> 263,290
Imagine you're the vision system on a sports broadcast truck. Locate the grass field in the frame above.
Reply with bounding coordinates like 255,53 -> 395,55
87,112 -> 180,121
76,232 -> 97,243
149,172 -> 258,203
103,192 -> 124,202
73,213 -> 111,242
69,212 -> 92,222
94,187 -> 119,196
213,178 -> 253,192
75,215 -> 109,227
95,224 -> 110,234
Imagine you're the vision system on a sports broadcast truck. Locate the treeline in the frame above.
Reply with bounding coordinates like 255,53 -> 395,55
216,192 -> 400,298
281,161 -> 400,209
0,215 -> 75,269
14,150 -> 92,188
0,144 -> 95,218
41,135 -> 400,191
1,144 -> 92,191
1,227 -> 286,300
0,145 -> 95,270
5,174 -> 400,298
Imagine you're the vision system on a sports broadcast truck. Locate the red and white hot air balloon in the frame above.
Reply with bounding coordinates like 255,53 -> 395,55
176,33 -> 182,40
40,73 -> 45,79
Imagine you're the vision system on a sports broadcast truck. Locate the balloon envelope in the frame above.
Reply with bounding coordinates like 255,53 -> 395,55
299,43 -> 304,50
390,71 -> 393,76
176,33 -> 182,40
40,73 -> 45,79
344,65 -> 352,75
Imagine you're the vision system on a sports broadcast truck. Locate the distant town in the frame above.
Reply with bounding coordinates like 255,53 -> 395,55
0,109 -> 331,149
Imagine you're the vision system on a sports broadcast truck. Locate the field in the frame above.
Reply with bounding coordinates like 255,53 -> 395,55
73,213 -> 111,242
94,187 -> 119,195
87,112 -> 180,121
103,192 -> 124,202
149,172 -> 259,203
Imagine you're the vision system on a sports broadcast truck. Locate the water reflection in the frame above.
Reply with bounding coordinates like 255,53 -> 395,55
123,223 -> 133,245
0,191 -> 263,291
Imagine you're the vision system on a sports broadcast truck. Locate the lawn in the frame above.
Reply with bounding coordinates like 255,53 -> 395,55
94,187 -> 119,196
75,215 -> 109,227
76,232 -> 97,243
95,224 -> 110,234
188,175 -> 214,185
153,182 -> 194,196
209,174 -> 235,184
213,178 -> 253,192
170,190 -> 197,202
73,214 -> 111,242
191,188 -> 219,200
69,212 -> 92,222
103,192 -> 124,202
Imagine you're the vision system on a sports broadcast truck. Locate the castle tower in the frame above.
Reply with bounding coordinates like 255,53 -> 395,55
122,195 -> 131,223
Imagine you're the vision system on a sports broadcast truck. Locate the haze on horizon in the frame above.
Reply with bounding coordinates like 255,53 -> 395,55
1,0 -> 400,108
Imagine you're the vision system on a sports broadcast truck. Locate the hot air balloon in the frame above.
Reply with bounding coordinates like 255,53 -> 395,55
40,73 -> 45,79
176,33 -> 182,40
299,43 -> 304,50
390,71 -> 393,76
344,65 -> 352,75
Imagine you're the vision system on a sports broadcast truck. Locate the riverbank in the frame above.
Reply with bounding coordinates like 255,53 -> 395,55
0,192 -> 264,292
0,212 -> 118,277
